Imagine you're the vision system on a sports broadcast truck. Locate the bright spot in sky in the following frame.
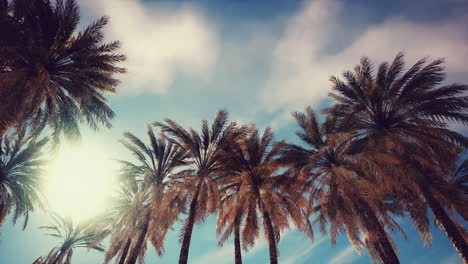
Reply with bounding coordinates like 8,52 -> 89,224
43,143 -> 118,222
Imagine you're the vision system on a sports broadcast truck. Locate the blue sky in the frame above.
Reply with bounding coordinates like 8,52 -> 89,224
1,0 -> 468,263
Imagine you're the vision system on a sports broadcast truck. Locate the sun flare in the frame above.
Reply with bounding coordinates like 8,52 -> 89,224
43,143 -> 118,222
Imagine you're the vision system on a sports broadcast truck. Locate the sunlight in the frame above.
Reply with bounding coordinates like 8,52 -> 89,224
43,143 -> 118,222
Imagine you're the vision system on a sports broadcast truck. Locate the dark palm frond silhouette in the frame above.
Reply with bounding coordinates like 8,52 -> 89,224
154,110 -> 247,264
0,126 -> 47,229
0,0 -> 126,141
114,126 -> 188,264
33,213 -> 106,264
449,157 -> 468,198
219,126 -> 312,264
443,154 -> 468,223
280,107 -> 404,264
326,52 -> 468,262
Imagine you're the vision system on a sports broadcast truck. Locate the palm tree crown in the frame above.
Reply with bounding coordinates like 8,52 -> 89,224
220,126 -> 312,264
326,52 -> 468,262
0,127 -> 47,228
281,107 -> 405,263
33,213 -> 106,264
116,126 -> 188,264
98,183 -> 144,264
155,110 -> 246,264
0,0 -> 126,140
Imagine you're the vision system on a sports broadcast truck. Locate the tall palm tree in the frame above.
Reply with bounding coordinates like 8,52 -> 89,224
0,0 -> 126,140
280,107 -> 405,264
220,126 -> 313,264
33,213 -> 106,264
0,127 -> 47,228
118,126 -> 188,264
154,110 -> 246,264
216,179 -> 245,264
96,182 -> 144,264
326,52 -> 468,262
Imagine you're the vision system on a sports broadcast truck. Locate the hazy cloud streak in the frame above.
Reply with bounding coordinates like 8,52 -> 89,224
260,0 -> 468,123
82,0 -> 220,95
328,245 -> 360,264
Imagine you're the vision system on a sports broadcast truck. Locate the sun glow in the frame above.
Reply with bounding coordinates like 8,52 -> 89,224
43,143 -> 118,222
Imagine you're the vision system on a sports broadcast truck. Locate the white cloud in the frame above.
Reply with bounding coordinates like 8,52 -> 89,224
267,110 -> 295,130
260,0 -> 468,121
330,16 -> 468,74
260,0 -> 342,112
192,244 -> 235,264
244,235 -> 268,257
282,235 -> 328,264
328,245 -> 360,264
81,0 -> 219,95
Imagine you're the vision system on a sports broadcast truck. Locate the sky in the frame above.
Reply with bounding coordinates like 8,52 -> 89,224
1,0 -> 468,263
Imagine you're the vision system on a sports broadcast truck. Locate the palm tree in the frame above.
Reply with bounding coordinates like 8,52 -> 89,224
280,107 -> 404,264
445,154 -> 468,222
449,156 -> 468,196
220,126 -> 313,264
0,0 -> 126,140
216,179 -> 245,264
97,183 -> 144,264
154,110 -> 246,264
326,52 -> 468,262
118,126 -> 188,264
33,213 -> 106,264
0,127 -> 47,228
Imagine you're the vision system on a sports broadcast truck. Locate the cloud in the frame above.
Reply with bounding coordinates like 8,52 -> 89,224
281,235 -> 328,264
81,0 -> 219,95
260,0 -> 468,118
267,109 -> 296,130
328,245 -> 360,264
192,244 -> 235,264
331,16 -> 468,74
260,0 -> 342,112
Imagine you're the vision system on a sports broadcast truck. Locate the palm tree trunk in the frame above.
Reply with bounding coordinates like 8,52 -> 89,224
262,209 -> 278,264
125,210 -> 151,264
52,250 -> 66,264
420,186 -> 468,264
178,182 -> 202,264
365,207 -> 400,264
234,221 -> 242,264
356,198 -> 399,264
370,239 -> 388,263
118,238 -> 131,264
